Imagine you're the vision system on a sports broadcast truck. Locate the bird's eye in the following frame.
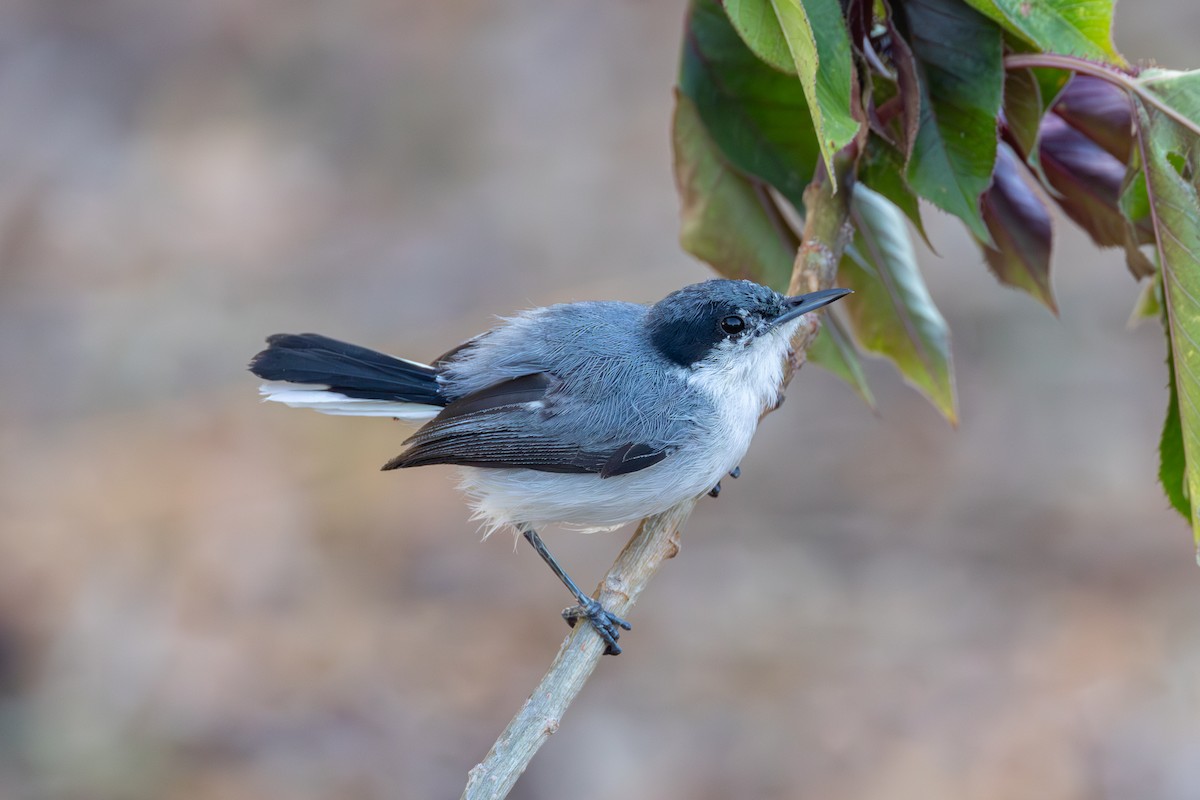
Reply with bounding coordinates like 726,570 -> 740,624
720,315 -> 746,335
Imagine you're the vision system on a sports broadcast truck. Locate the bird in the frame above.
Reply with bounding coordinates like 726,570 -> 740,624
249,279 -> 850,654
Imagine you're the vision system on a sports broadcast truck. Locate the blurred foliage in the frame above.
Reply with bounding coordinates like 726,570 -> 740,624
671,0 -> 1200,551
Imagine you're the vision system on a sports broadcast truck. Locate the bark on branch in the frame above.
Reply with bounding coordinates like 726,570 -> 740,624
460,158 -> 856,800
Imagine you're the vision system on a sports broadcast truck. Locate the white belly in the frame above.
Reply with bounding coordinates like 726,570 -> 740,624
457,383 -> 768,534
457,449 -> 725,534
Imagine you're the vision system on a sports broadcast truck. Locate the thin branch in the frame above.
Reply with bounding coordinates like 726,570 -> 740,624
461,500 -> 695,800
460,151 -> 857,800
784,150 -> 858,381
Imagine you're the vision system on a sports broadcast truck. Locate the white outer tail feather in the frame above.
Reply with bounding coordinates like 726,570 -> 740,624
258,381 -> 441,420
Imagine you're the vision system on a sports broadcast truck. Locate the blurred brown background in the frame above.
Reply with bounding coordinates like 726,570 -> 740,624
1,2 -> 1198,798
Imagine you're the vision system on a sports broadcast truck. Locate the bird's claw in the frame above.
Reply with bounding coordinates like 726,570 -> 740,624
562,598 -> 631,656
710,466 -> 741,497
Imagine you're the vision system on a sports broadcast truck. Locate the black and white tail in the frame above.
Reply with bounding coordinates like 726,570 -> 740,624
249,333 -> 446,421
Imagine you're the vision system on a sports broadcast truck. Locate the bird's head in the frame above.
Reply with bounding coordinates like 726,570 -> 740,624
646,279 -> 850,373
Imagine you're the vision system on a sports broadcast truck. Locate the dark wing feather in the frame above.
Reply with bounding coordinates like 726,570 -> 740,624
428,372 -> 552,418
600,442 -> 668,478
381,372 -> 668,476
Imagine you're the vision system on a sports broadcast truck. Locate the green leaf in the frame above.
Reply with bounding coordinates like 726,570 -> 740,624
671,91 -> 874,406
1136,68 -> 1200,139
840,185 -> 958,423
680,0 -> 821,209
980,142 -> 1056,311
723,0 -> 796,73
1128,274 -> 1162,328
961,0 -> 1123,64
901,0 -> 1003,242
724,0 -> 892,213
1033,65 -> 1072,111
1119,154 -> 1157,278
858,135 -> 928,244
765,0 -> 861,190
1132,68 -> 1200,550
672,91 -> 793,289
1003,67 -> 1043,160
1120,162 -> 1150,223
1161,337 -> 1191,521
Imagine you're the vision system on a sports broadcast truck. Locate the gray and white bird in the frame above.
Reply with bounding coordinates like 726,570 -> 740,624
249,279 -> 849,654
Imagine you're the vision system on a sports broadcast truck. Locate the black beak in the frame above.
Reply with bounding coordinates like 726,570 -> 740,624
770,288 -> 852,327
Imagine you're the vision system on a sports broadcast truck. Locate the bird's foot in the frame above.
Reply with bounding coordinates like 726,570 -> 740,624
710,466 -> 741,497
562,598 -> 631,656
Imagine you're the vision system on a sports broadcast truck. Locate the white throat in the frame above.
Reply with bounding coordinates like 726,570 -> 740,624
686,319 -> 802,416
675,317 -> 804,501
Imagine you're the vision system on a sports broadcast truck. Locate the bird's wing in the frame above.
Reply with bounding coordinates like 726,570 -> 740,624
380,372 -> 669,477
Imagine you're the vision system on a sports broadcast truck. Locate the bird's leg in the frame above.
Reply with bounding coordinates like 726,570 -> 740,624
729,466 -> 741,479
520,526 -> 631,656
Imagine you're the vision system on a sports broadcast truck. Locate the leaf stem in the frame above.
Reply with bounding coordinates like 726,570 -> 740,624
1004,53 -> 1200,137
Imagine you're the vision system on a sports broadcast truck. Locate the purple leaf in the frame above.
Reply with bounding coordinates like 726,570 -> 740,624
887,14 -> 921,162
981,143 -> 1056,311
1053,74 -> 1134,163
1038,112 -> 1127,247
